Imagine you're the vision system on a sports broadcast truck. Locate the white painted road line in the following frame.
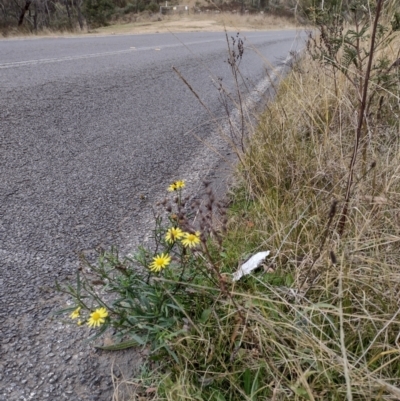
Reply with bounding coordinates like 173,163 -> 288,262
0,39 -> 225,69
0,33 -> 292,69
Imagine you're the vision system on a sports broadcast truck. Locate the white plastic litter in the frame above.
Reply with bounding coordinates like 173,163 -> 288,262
232,251 -> 271,281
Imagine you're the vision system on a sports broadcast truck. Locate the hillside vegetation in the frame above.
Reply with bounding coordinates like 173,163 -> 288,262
2,0 -> 314,34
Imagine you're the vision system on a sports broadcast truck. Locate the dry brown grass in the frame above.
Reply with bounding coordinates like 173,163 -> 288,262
109,31 -> 400,400
1,11 -> 297,39
97,12 -> 297,35
215,28 -> 400,399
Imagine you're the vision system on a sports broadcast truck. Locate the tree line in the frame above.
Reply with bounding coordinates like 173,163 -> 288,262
0,0 -> 380,34
0,0 -> 162,32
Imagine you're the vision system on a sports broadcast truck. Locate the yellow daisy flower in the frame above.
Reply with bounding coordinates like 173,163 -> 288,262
149,253 -> 171,272
168,180 -> 185,192
69,306 -> 81,320
181,232 -> 201,248
175,180 -> 185,189
87,307 -> 108,328
165,227 -> 184,243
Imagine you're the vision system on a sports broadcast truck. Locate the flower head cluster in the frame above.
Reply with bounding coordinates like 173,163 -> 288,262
164,226 -> 201,249
165,227 -> 184,243
87,307 -> 108,328
70,306 -> 81,320
168,180 -> 185,192
181,231 -> 201,248
150,253 -> 171,272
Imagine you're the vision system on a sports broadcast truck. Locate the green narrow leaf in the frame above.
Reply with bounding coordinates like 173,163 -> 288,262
210,390 -> 226,401
285,273 -> 294,286
290,385 -> 311,400
95,337 -> 142,350
199,308 -> 212,323
243,368 -> 252,395
251,367 -> 261,397
84,322 -> 109,343
76,269 -> 81,295
163,344 -> 180,364
52,306 -> 77,316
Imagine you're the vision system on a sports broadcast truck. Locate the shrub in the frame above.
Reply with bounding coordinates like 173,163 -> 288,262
146,1 -> 159,13
83,0 -> 115,27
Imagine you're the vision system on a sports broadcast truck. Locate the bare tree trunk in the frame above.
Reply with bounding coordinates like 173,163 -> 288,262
44,0 -> 50,27
33,0 -> 38,31
64,0 -> 72,27
18,0 -> 32,26
74,0 -> 84,30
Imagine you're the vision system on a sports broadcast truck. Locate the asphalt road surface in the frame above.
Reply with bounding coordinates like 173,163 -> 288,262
0,30 -> 304,400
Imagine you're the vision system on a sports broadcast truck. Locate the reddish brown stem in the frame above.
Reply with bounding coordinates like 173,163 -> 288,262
338,0 -> 384,236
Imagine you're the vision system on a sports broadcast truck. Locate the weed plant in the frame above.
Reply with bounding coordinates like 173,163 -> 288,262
58,1 -> 400,399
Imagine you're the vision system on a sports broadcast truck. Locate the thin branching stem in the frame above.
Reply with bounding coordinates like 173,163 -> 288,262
338,0 -> 384,237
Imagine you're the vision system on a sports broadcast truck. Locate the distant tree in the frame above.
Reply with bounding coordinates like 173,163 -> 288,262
18,0 -> 31,25
83,0 -> 114,27
72,0 -> 85,29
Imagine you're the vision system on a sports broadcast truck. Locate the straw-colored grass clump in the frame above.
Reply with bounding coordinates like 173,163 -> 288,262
108,23 -> 400,401
222,37 -> 400,399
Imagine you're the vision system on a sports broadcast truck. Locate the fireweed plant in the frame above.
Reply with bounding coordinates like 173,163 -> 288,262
57,180 -> 231,357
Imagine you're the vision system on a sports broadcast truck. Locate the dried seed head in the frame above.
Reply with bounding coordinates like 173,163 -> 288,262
92,280 -> 106,286
329,200 -> 337,219
330,251 -> 337,265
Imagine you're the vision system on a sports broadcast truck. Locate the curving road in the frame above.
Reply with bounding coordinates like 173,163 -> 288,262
0,30 -> 303,401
